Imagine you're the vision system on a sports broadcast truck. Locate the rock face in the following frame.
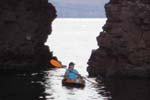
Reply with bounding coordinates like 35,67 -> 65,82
0,0 -> 56,71
87,0 -> 150,78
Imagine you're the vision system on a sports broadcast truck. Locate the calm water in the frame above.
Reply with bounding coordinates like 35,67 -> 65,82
0,69 -> 111,100
44,69 -> 111,100
1,70 -> 150,100
104,78 -> 150,100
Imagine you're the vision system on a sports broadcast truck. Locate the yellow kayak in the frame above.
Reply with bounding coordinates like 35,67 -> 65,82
62,78 -> 85,88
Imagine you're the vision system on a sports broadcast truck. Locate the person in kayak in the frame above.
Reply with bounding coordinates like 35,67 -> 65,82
64,62 -> 81,80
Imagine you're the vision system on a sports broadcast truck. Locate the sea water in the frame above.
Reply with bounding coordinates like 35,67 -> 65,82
45,18 -> 107,75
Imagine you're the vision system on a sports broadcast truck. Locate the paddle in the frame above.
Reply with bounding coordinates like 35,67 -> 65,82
50,59 -> 62,68
82,76 -> 99,85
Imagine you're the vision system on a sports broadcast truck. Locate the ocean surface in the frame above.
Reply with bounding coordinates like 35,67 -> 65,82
46,18 -> 107,76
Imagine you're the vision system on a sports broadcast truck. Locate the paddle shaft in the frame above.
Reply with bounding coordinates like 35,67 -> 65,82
82,77 -> 98,85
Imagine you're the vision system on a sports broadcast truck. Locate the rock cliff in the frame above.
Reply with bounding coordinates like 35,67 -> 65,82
87,0 -> 150,78
0,0 -> 56,71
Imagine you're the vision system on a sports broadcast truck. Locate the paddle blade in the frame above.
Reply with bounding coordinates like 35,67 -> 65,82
50,59 -> 62,68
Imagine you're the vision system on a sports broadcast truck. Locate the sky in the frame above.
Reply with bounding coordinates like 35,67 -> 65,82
48,0 -> 109,18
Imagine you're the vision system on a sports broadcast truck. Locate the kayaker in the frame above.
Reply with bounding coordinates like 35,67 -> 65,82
64,62 -> 81,80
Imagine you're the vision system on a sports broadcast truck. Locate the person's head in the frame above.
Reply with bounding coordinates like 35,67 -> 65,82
68,62 -> 75,70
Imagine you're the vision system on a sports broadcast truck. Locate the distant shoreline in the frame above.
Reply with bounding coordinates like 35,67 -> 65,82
53,18 -> 107,20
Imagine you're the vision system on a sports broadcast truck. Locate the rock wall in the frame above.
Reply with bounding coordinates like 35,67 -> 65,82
0,0 -> 56,71
87,0 -> 150,78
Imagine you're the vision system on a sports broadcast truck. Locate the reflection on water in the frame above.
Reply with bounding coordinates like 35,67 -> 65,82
0,68 -> 111,100
1,68 -> 149,100
44,68 -> 111,100
0,72 -> 46,100
105,78 -> 150,100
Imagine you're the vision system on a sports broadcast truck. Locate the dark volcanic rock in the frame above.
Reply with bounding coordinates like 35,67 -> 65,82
0,0 -> 57,71
87,0 -> 150,78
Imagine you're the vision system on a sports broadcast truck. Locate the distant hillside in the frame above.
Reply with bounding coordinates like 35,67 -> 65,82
48,0 -> 109,18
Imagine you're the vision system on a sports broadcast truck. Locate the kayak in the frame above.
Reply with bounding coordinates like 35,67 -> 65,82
62,78 -> 85,88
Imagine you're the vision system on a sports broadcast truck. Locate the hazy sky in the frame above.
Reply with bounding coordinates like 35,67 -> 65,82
48,0 -> 109,18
